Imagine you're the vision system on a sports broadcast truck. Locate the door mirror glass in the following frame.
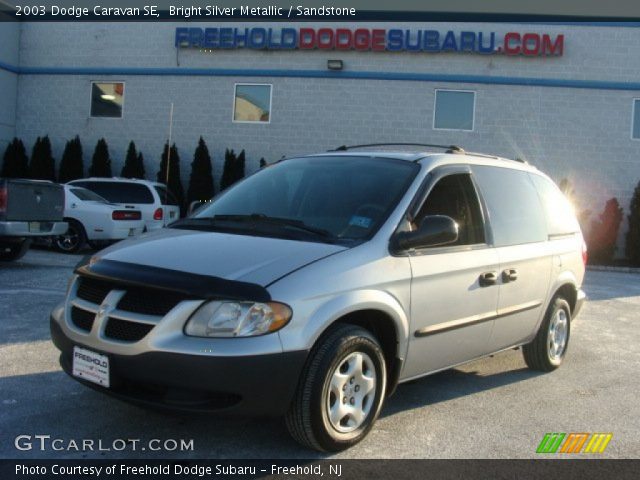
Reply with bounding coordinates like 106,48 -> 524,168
394,215 -> 459,250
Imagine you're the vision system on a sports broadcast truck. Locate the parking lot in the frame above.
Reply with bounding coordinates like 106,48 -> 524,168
0,248 -> 639,459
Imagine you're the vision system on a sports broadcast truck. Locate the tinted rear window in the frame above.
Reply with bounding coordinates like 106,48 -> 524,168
154,186 -> 179,206
70,187 -> 107,202
529,174 -> 580,236
472,166 -> 546,246
72,181 -> 154,204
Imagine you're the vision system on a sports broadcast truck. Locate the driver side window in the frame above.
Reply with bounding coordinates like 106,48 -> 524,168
414,173 -> 485,246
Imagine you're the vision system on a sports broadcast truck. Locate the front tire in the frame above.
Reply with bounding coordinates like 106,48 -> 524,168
285,324 -> 387,452
54,219 -> 86,253
523,297 -> 571,372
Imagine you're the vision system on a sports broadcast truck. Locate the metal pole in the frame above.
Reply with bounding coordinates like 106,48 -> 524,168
165,102 -> 174,188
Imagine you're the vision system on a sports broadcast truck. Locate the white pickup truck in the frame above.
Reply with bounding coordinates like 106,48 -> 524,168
0,178 -> 67,261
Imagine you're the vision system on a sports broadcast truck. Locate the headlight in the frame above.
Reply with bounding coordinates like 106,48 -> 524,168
184,301 -> 292,338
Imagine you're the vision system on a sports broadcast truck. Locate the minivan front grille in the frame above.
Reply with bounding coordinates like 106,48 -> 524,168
76,277 -> 112,305
71,306 -> 95,332
118,289 -> 186,316
104,318 -> 154,342
69,275 -> 195,344
76,276 -> 187,316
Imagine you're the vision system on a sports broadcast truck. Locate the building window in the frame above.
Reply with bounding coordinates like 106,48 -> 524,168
433,90 -> 475,131
233,84 -> 271,123
91,82 -> 124,118
633,99 -> 640,139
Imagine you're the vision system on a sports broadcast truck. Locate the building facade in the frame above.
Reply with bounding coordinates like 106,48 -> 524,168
1,21 -> 640,247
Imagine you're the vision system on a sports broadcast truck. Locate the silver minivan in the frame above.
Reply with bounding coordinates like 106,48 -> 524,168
51,145 -> 586,451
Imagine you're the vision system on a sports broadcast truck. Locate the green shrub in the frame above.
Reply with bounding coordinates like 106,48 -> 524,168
121,141 -> 145,179
29,135 -> 56,181
1,138 -> 29,178
587,198 -> 623,265
58,136 -> 84,183
187,137 -> 214,204
88,138 -> 112,177
625,180 -> 640,266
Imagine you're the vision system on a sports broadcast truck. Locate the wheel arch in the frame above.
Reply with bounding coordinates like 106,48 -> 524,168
548,270 -> 580,315
332,309 -> 403,396
299,292 -> 409,398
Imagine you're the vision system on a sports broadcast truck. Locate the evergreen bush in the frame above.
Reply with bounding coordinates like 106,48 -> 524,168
58,136 -> 84,183
187,137 -> 214,204
1,138 -> 29,178
88,138 -> 112,177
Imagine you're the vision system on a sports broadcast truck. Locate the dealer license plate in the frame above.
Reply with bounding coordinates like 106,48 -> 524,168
72,346 -> 110,388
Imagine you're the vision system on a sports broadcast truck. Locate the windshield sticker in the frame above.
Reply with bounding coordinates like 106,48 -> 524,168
349,216 -> 373,229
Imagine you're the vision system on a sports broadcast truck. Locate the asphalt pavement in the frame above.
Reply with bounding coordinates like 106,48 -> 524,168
0,248 -> 638,459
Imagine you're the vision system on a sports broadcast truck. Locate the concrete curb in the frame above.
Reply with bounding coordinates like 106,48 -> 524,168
587,265 -> 640,274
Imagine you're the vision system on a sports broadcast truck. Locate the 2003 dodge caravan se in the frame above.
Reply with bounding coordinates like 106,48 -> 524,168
51,145 -> 586,452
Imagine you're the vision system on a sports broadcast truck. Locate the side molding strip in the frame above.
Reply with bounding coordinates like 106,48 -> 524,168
414,300 -> 542,337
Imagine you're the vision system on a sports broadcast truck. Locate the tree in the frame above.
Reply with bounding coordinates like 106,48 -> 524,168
121,141 -> 145,179
626,180 -> 640,266
1,138 -> 29,178
136,153 -> 146,180
58,136 -> 84,183
587,198 -> 623,265
88,138 -> 112,177
157,142 -> 185,210
236,149 -> 246,181
29,135 -> 56,181
220,149 -> 236,191
187,137 -> 214,204
220,148 -> 246,191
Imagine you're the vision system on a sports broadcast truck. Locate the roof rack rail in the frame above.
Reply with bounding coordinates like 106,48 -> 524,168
331,143 -> 465,154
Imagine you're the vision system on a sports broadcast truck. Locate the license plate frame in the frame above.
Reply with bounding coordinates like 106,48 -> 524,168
72,346 -> 110,388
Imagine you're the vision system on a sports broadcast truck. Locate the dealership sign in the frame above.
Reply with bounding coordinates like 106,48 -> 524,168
175,28 -> 564,56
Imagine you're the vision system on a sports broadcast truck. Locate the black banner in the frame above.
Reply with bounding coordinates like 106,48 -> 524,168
2,460 -> 640,480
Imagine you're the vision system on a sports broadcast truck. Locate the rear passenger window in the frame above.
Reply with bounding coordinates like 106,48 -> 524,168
154,186 -> 179,206
472,166 -> 546,246
529,174 -> 580,236
415,173 -> 485,246
73,182 -> 154,204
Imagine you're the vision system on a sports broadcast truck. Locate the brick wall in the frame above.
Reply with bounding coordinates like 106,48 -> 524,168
11,22 -> 640,251
0,19 -> 20,153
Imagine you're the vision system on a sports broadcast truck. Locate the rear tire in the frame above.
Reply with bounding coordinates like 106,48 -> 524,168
0,239 -> 31,261
285,324 -> 387,452
54,219 -> 86,254
523,297 -> 571,372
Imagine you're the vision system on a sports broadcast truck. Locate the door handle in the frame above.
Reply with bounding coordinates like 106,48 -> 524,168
502,268 -> 518,282
479,271 -> 498,287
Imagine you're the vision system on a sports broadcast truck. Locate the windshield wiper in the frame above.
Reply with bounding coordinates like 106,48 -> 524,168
213,214 -> 335,239
171,214 -> 336,241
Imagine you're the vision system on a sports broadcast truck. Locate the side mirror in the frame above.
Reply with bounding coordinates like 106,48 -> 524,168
188,200 -> 205,216
393,215 -> 459,250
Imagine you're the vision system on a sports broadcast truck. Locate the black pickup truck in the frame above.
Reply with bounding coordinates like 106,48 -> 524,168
0,178 -> 67,261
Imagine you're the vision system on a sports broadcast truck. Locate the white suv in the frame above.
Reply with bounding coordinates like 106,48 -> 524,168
68,178 -> 180,231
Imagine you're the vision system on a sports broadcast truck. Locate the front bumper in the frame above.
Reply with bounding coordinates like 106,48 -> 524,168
50,317 -> 307,416
0,221 -> 67,237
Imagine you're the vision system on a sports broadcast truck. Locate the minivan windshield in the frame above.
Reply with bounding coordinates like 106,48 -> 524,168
176,156 -> 418,243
